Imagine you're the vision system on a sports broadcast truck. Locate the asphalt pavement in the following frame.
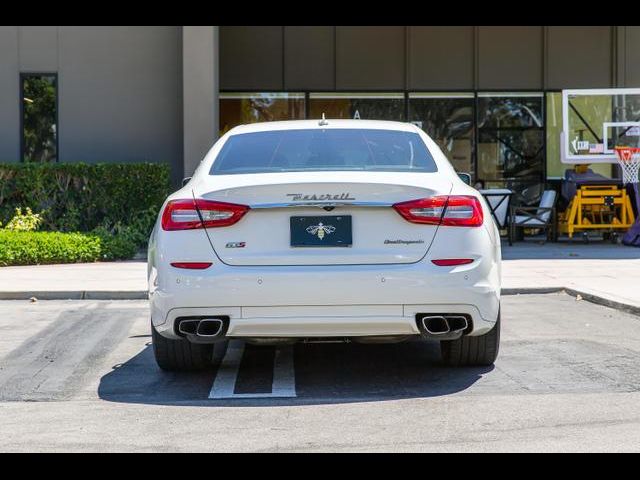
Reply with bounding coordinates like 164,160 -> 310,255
1,293 -> 640,451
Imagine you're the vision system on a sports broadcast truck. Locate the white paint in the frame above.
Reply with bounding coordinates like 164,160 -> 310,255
149,119 -> 501,342
209,340 -> 244,399
271,346 -> 296,397
209,341 -> 297,399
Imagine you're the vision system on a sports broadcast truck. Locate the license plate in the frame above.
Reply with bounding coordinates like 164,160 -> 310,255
290,215 -> 352,247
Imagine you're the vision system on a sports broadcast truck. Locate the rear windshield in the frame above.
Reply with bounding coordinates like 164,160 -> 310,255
210,128 -> 438,175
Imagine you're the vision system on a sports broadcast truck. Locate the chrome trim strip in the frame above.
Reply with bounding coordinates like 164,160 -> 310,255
250,201 -> 393,209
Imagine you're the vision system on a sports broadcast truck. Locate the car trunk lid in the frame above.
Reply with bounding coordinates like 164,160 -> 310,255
192,172 -> 452,266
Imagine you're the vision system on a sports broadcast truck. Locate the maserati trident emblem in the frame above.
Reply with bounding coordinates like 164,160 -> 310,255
306,222 -> 336,240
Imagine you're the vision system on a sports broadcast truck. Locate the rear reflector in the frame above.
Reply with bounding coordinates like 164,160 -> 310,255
393,196 -> 483,227
431,259 -> 474,266
162,199 -> 249,231
170,262 -> 213,269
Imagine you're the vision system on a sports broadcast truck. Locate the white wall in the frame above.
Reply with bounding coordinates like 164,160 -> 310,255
182,26 -> 218,177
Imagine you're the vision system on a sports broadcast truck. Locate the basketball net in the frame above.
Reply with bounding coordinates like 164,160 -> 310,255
614,147 -> 640,185
614,147 -> 640,246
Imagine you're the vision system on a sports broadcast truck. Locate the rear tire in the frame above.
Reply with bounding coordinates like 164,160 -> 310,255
152,321 -> 217,371
440,312 -> 500,367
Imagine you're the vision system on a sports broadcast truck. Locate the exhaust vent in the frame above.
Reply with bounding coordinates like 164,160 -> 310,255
175,316 -> 229,343
416,314 -> 471,340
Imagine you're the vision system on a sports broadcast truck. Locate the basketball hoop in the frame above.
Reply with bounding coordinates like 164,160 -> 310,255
614,147 -> 640,185
615,146 -> 640,247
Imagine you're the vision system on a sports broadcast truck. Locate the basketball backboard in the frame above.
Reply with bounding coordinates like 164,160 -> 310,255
562,88 -> 640,164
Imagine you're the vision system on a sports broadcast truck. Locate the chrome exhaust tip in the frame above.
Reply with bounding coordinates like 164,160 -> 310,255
196,319 -> 224,337
177,319 -> 200,336
176,317 -> 229,343
416,314 -> 471,340
421,316 -> 450,335
445,315 -> 468,333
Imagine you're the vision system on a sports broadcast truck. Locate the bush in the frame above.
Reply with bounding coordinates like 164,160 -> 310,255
91,206 -> 159,260
0,163 -> 171,232
0,224 -> 156,266
0,163 -> 167,264
2,207 -> 43,232
0,230 -> 103,266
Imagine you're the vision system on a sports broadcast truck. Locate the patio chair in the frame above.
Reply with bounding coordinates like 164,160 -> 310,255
508,190 -> 558,246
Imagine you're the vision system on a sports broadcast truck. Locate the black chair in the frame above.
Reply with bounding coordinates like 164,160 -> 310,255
508,190 -> 558,246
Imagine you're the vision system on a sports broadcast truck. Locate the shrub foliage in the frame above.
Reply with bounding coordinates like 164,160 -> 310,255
0,230 -> 103,266
0,163 -> 170,265
0,163 -> 170,231
2,207 -> 43,232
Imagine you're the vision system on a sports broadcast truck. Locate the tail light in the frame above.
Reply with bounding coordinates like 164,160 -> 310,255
432,259 -> 474,266
393,196 -> 483,227
170,262 -> 213,269
162,199 -> 249,231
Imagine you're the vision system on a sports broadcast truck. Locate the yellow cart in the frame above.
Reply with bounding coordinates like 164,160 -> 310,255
558,184 -> 635,242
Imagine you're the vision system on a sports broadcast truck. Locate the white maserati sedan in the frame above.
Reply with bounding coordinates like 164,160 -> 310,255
148,119 -> 501,371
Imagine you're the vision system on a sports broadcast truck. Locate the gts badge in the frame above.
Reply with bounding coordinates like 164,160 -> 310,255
225,242 -> 246,248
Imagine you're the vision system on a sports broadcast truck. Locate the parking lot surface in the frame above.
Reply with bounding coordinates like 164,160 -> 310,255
1,293 -> 640,452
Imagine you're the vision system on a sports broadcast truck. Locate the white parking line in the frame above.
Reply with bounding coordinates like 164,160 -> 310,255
271,345 -> 297,397
208,340 -> 297,399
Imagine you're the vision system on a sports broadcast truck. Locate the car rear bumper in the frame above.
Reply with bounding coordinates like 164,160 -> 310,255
155,303 -> 495,339
150,256 -> 500,340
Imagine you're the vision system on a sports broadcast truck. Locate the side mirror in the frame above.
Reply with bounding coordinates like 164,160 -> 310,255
182,177 -> 192,187
457,172 -> 472,186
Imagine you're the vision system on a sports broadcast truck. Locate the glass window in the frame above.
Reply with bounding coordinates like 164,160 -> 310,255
210,129 -> 437,175
477,93 -> 545,204
219,93 -> 305,136
21,74 -> 57,162
308,93 -> 405,121
408,93 -> 474,178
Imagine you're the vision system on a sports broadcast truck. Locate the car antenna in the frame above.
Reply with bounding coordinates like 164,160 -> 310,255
319,113 -> 328,126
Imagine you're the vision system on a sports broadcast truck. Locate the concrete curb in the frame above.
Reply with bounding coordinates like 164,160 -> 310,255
563,287 -> 640,318
502,287 -> 640,317
0,291 -> 148,300
502,287 -> 564,295
0,288 -> 638,317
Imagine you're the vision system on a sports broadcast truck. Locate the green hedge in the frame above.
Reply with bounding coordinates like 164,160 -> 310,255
0,163 -> 171,232
0,226 -> 154,266
0,230 -> 103,266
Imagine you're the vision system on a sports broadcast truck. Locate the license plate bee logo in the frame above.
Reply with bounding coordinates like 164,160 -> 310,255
306,222 -> 336,240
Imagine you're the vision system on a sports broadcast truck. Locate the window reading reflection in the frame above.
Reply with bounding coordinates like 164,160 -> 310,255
308,93 -> 405,121
477,93 -> 544,204
409,93 -> 474,177
219,93 -> 305,136
22,74 -> 57,163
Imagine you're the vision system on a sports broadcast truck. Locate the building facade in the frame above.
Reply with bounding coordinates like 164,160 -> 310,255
1,26 -> 638,200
